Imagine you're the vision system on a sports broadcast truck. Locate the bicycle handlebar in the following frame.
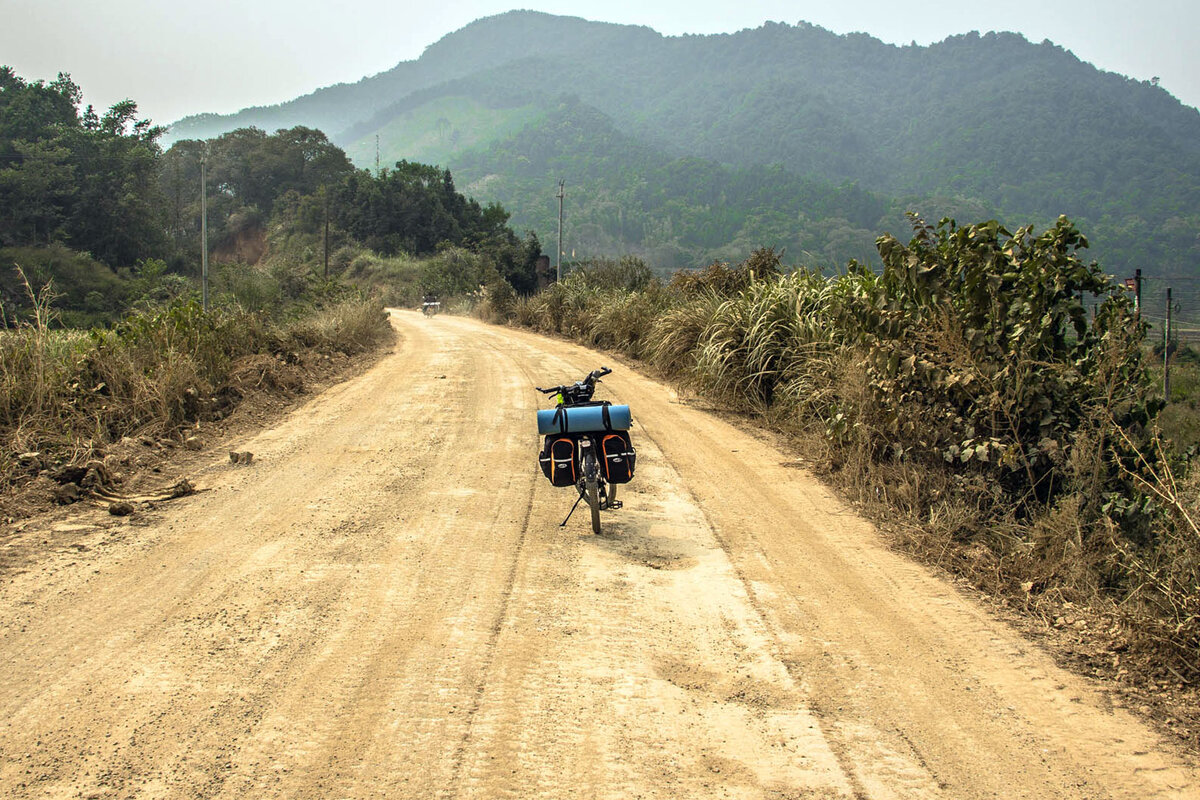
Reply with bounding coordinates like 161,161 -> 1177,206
536,367 -> 611,395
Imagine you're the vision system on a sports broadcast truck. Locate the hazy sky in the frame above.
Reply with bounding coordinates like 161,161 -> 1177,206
3,0 -> 1197,125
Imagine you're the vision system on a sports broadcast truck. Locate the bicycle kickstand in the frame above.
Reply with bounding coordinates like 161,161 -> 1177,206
560,491 -> 586,527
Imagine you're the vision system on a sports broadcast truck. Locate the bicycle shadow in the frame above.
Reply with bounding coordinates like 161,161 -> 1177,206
583,515 -> 701,571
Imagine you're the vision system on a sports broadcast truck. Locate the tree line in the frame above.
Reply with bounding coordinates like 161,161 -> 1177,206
0,67 -> 542,321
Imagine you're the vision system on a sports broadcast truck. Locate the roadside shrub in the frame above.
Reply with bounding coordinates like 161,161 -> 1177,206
669,247 -> 782,297
211,262 -> 283,311
1,245 -> 129,324
584,288 -> 668,359
570,256 -> 655,292
692,269 -> 841,411
0,286 -> 390,485
474,280 -> 517,323
646,290 -> 721,376
835,215 -> 1156,519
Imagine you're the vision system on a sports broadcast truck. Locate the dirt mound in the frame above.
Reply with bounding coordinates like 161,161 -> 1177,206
211,223 -> 267,264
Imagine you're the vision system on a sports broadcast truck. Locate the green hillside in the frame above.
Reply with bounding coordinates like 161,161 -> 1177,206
451,98 -> 896,272
168,11 -> 1200,277
343,96 -> 542,170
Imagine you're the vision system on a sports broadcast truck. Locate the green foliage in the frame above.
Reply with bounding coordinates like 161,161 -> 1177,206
0,245 -> 129,326
567,256 -> 654,292
191,12 -> 1194,280
341,249 -> 425,307
839,215 -> 1157,517
209,261 -> 284,311
0,60 -> 541,324
343,95 -> 544,168
418,247 -> 495,298
104,298 -> 254,392
159,126 -> 355,269
670,248 -> 783,297
0,70 -> 166,267
333,162 -> 491,252
453,101 -> 888,273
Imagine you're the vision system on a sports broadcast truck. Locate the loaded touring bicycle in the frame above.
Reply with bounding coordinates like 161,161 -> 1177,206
536,367 -> 636,534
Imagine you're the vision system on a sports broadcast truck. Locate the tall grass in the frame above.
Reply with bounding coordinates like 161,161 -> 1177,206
0,271 -> 391,484
692,271 -> 842,411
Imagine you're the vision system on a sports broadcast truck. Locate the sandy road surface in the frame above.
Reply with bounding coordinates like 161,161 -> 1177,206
0,310 -> 1196,799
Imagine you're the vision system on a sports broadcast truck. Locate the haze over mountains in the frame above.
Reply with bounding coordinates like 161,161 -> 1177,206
169,11 -> 1200,275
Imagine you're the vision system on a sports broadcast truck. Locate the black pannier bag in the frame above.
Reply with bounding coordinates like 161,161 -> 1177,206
598,431 -> 636,484
539,435 -> 579,487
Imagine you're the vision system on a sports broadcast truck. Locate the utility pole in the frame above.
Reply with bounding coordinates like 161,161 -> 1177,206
556,179 -> 565,282
323,186 -> 330,282
1134,268 -> 1142,318
1165,287 -> 1173,401
200,151 -> 209,312
375,134 -> 380,177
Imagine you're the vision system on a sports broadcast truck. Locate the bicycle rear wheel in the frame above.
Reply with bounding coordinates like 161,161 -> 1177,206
582,450 -> 602,535
586,479 -> 601,534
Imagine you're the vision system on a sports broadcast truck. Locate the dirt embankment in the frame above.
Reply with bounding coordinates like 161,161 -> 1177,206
0,341 -> 387,526
0,311 -> 1195,799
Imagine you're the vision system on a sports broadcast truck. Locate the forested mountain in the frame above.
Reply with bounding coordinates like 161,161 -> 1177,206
450,97 -> 897,270
168,11 -> 1200,275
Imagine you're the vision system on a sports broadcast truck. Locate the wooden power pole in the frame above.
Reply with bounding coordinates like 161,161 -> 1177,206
1165,287 -> 1173,400
556,179 -> 565,282
200,152 -> 209,312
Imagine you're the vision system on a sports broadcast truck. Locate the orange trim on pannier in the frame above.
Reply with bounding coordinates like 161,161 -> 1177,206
598,431 -> 636,484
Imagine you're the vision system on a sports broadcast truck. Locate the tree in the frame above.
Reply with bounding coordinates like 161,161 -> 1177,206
0,139 -> 75,244
0,69 -> 168,265
63,99 -> 167,266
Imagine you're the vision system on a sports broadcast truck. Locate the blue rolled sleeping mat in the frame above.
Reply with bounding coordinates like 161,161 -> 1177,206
537,404 -> 632,434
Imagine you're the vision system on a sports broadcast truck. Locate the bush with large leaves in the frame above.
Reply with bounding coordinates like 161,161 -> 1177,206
840,214 -> 1157,521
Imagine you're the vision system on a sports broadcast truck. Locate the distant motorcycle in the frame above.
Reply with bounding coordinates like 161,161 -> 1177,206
421,297 -> 441,316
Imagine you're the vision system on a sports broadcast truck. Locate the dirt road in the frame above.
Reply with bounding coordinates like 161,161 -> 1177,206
1,310 -> 1196,799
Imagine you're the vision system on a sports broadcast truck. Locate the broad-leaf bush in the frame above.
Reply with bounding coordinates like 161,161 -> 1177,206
838,215 -> 1157,518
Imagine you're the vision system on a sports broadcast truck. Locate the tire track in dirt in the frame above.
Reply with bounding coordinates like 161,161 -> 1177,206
433,333 -> 541,799
215,318 -> 541,799
627,418 -> 876,800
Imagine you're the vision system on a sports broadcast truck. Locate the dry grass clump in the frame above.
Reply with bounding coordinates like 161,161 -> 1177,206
584,290 -> 667,359
280,298 -> 391,354
693,270 -> 842,412
646,292 -> 722,376
0,269 -> 390,491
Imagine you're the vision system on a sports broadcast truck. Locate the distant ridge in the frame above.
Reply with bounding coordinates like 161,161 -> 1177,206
166,11 -> 658,142
166,11 -> 1200,276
